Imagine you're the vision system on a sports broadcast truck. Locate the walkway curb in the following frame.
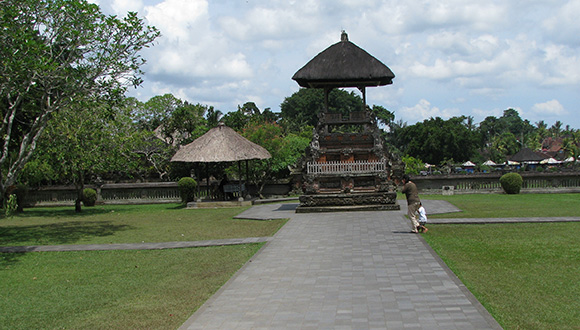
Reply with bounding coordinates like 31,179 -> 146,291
0,237 -> 272,253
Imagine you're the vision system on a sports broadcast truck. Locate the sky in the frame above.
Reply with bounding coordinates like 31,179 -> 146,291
92,0 -> 580,129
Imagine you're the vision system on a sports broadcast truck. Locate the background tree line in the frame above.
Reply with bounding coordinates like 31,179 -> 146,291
3,0 -> 579,212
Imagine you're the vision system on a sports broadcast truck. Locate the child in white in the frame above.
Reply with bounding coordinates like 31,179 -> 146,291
417,202 -> 428,233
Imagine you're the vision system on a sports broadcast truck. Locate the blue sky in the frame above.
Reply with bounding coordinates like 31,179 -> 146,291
93,0 -> 580,129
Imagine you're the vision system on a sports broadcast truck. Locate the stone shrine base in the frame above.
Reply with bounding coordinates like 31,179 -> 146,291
296,192 -> 400,213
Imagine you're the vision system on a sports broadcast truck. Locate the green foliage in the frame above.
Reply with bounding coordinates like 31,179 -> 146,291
401,155 -> 424,175
499,172 -> 523,194
0,0 -> 159,201
82,188 -> 98,207
236,121 -> 310,189
393,116 -> 480,164
280,88 -> 364,133
3,195 -> 18,218
20,159 -> 57,187
178,177 -> 197,203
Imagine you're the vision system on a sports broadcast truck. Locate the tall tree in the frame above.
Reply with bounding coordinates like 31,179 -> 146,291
206,107 -> 223,128
235,121 -> 310,197
394,116 -> 480,164
35,103 -> 135,212
279,88 -> 364,133
0,0 -> 159,205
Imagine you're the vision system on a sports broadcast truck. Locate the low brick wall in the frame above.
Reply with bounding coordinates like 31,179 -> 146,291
411,171 -> 580,194
24,181 -> 293,207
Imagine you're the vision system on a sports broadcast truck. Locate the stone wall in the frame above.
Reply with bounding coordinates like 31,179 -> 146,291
411,171 -> 580,194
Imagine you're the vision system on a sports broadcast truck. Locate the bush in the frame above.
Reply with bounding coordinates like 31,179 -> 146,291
82,188 -> 98,206
500,172 -> 523,194
3,194 -> 18,218
178,177 -> 197,203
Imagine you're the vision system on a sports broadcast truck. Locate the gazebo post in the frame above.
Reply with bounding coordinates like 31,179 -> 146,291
358,86 -> 366,110
238,161 -> 243,201
324,87 -> 331,112
206,163 -> 210,200
246,159 -> 250,198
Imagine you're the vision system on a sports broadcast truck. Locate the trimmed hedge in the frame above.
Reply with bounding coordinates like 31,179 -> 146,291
500,172 -> 523,194
82,188 -> 98,206
178,177 -> 197,203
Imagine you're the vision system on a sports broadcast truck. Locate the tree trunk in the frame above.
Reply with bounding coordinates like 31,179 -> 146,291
74,171 -> 85,213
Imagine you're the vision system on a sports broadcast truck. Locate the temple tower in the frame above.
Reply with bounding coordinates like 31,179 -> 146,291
292,31 -> 403,212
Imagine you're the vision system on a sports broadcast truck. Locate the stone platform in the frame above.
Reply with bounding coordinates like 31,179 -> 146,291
297,191 -> 400,213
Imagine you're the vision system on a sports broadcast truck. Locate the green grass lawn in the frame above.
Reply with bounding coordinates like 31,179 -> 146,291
421,193 -> 580,218
0,203 -> 287,329
420,193 -> 580,330
0,244 -> 263,330
0,203 -> 287,247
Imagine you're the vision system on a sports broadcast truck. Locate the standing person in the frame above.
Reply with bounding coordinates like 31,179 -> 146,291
417,202 -> 428,233
401,174 -> 421,233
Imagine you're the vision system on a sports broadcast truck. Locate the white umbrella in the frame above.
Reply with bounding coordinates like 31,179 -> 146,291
540,157 -> 560,164
462,161 -> 476,167
482,160 -> 496,166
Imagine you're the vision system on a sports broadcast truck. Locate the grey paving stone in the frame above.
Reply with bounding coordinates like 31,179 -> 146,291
179,206 -> 503,330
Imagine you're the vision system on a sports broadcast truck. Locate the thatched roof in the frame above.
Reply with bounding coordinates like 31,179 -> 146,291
171,123 -> 271,163
292,31 -> 395,88
509,148 -> 547,162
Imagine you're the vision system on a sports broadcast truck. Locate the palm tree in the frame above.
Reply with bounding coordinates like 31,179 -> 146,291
550,121 -> 563,138
206,107 -> 223,128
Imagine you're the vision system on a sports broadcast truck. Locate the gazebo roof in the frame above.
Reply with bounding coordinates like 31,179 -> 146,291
292,31 -> 395,89
171,123 -> 271,163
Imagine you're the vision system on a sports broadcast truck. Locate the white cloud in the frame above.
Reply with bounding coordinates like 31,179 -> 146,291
398,99 -> 460,123
218,1 -> 321,42
145,0 -> 207,41
369,1 -> 507,35
542,0 -> 580,45
108,0 -> 580,128
531,100 -> 567,116
142,0 -> 252,83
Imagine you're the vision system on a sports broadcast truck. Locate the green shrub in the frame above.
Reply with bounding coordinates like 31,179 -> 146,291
178,177 -> 197,203
500,172 -> 523,194
82,188 -> 98,207
3,194 -> 18,218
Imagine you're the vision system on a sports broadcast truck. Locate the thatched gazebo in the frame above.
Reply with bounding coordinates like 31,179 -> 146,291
171,123 -> 271,200
293,31 -> 395,110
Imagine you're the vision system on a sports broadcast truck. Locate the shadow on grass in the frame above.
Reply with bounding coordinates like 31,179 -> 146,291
0,221 -> 133,246
15,207 -> 131,218
15,203 -> 185,218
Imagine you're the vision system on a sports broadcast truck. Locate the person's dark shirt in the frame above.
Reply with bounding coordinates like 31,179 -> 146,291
402,181 -> 420,205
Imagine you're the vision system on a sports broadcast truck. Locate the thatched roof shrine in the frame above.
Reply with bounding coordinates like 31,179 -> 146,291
292,31 -> 395,89
509,147 -> 547,163
171,123 -> 271,163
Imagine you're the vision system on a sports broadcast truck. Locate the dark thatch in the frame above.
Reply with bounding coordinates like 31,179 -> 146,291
171,123 -> 271,163
509,148 -> 548,162
292,31 -> 395,88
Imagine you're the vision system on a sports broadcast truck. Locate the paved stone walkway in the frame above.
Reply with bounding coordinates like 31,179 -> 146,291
179,201 -> 503,329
